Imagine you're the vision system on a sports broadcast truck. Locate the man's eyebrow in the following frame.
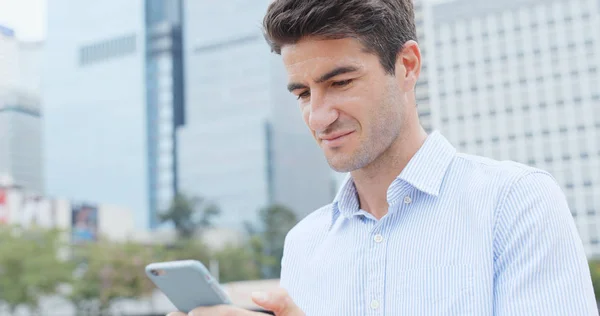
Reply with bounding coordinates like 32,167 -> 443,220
287,82 -> 308,92
316,66 -> 360,83
287,66 -> 360,92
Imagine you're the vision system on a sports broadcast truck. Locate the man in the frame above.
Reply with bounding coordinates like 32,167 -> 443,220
171,0 -> 598,315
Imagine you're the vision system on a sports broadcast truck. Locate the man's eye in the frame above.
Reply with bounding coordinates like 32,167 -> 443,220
332,79 -> 353,87
297,91 -> 310,100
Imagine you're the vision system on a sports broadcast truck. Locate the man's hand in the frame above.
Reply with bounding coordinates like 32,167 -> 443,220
166,288 -> 304,316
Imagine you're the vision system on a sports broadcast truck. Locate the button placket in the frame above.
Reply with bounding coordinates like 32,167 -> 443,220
369,226 -> 387,315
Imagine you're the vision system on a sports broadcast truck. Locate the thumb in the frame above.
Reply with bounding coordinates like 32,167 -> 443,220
251,288 -> 304,316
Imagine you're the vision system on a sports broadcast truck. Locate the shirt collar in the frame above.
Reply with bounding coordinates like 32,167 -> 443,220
396,130 -> 456,197
329,131 -> 456,230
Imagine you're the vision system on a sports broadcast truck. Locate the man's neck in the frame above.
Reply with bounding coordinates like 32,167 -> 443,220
351,124 -> 428,219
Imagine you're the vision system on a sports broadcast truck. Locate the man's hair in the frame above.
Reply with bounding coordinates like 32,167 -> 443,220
262,0 -> 417,75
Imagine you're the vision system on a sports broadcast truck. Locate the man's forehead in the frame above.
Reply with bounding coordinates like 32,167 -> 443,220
284,54 -> 366,81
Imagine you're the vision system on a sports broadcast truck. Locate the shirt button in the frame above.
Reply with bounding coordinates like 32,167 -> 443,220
370,299 -> 380,309
373,234 -> 383,243
404,195 -> 412,204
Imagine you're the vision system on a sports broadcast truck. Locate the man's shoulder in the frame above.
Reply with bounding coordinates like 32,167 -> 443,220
455,152 -> 551,183
452,152 -> 560,206
285,203 -> 333,245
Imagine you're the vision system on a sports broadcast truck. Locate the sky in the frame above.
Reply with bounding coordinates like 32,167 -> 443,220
0,0 -> 47,41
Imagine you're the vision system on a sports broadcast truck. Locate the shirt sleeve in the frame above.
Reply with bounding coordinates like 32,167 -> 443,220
493,171 -> 598,315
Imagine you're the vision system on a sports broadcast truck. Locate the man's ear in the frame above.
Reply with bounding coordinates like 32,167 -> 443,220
395,40 -> 421,91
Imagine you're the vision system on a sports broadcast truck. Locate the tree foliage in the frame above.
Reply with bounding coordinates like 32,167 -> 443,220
0,226 -> 73,313
69,239 -> 159,314
246,204 -> 298,279
0,200 -> 301,313
158,193 -> 220,239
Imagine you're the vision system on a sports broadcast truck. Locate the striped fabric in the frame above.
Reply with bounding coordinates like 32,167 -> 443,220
280,131 -> 598,315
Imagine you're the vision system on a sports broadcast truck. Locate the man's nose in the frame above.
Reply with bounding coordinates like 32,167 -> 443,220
308,94 -> 338,133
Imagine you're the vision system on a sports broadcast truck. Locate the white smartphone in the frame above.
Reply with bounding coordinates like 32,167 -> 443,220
145,259 -> 232,313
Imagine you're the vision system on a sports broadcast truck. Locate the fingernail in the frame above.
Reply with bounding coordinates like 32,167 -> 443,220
251,291 -> 270,303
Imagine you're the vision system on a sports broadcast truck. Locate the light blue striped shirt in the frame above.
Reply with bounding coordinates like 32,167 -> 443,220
280,131 -> 597,315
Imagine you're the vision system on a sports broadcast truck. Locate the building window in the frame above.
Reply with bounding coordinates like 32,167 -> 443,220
522,104 -> 530,111
492,137 -> 500,143
562,154 -> 572,161
525,131 -> 533,138
508,134 -> 516,141
80,34 -> 137,66
588,209 -> 596,216
584,180 -> 592,187
581,152 -> 589,159
566,182 -> 574,189
545,156 -> 554,163
539,102 -> 548,108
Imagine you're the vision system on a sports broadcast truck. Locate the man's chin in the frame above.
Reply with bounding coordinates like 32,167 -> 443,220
326,156 -> 360,173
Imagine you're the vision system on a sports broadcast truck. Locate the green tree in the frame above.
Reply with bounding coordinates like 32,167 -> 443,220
0,226 -> 73,314
69,239 -> 158,314
212,244 -> 262,283
158,193 -> 221,239
158,238 -> 212,265
246,204 -> 298,279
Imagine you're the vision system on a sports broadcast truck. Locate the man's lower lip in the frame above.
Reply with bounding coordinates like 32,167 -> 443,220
322,132 -> 353,147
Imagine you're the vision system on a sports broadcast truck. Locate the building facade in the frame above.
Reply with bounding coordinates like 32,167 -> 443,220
178,0 -> 334,227
44,0 -> 184,229
0,25 -> 44,194
429,0 -> 600,257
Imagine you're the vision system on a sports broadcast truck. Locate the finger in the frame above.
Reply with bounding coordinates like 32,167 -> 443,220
166,312 -> 186,316
251,289 -> 304,315
189,304 -> 261,316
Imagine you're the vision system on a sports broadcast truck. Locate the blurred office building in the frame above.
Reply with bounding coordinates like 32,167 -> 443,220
427,0 -> 600,256
178,0 -> 333,228
44,0 -> 184,229
0,24 -> 44,194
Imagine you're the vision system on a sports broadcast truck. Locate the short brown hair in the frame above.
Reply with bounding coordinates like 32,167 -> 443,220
262,0 -> 417,75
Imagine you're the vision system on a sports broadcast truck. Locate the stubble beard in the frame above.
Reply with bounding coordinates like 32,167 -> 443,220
326,88 -> 403,173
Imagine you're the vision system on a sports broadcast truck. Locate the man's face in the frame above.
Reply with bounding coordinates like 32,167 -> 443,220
282,37 -> 410,172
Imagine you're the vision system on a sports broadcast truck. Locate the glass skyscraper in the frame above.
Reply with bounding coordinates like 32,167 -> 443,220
178,0 -> 334,228
44,0 -> 184,229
